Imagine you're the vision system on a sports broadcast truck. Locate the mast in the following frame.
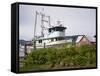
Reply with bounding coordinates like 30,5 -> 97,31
48,16 -> 51,27
33,11 -> 38,50
33,8 -> 51,48
41,12 -> 44,37
40,9 -> 51,37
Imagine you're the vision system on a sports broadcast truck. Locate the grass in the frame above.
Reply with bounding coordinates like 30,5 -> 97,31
19,44 -> 96,72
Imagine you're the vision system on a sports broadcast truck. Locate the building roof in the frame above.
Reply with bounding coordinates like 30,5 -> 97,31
76,35 -> 84,43
86,36 -> 96,42
64,35 -> 83,43
65,35 -> 96,43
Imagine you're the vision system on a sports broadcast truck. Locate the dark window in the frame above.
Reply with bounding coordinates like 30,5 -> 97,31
56,27 -> 64,31
51,39 -> 54,42
49,26 -> 66,33
39,40 -> 42,43
49,29 -> 51,32
58,37 -> 64,40
55,38 -> 58,41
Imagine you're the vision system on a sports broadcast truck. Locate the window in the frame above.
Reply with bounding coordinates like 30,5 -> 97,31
55,38 -> 58,41
58,37 -> 64,40
39,40 -> 42,43
51,38 -> 54,42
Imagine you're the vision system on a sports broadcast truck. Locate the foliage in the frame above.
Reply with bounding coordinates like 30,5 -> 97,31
19,44 -> 96,71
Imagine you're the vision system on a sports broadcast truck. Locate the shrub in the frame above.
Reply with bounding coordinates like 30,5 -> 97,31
20,44 -> 96,71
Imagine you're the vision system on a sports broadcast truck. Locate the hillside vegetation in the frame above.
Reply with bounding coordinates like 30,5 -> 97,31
19,44 -> 96,71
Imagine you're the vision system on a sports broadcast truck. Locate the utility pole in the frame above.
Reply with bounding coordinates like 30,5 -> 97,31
33,11 -> 38,50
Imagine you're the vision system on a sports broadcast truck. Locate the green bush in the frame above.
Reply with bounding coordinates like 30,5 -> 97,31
19,44 -> 96,71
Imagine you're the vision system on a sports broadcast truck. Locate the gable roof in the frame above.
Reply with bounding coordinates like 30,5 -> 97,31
65,35 -> 95,43
64,35 -> 84,43
76,35 -> 84,43
86,36 -> 96,42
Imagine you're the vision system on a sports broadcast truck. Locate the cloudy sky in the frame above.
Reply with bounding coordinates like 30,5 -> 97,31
19,4 -> 96,41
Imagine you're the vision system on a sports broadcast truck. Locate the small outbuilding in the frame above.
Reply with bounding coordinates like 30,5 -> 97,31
75,35 -> 91,47
65,35 -> 95,47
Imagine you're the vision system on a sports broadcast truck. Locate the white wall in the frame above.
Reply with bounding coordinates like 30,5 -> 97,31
0,0 -> 99,76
